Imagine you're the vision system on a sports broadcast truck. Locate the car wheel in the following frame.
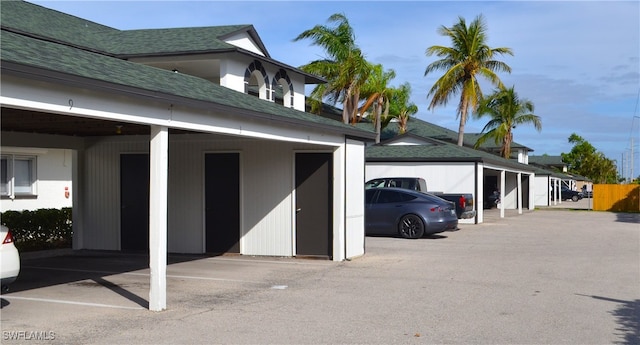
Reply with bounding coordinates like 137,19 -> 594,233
398,214 -> 425,239
571,195 -> 579,202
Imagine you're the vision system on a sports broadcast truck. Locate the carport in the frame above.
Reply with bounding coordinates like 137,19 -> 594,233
1,42 -> 374,311
365,136 -> 536,224
482,163 -> 535,219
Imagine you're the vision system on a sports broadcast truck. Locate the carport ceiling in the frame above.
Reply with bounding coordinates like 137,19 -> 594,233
1,108 -> 193,136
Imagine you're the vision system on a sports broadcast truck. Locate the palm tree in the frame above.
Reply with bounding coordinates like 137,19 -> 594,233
474,86 -> 542,159
425,14 -> 513,146
359,63 -> 396,142
293,13 -> 370,124
388,83 -> 418,134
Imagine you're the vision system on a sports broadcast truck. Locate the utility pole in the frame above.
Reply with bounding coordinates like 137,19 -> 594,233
620,149 -> 629,183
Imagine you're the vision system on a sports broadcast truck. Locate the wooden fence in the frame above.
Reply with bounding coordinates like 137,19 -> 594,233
592,184 -> 640,212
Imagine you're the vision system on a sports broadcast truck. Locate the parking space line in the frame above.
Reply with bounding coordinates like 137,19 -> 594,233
165,274 -> 264,284
23,266 -> 266,284
206,257 -> 335,266
2,296 -> 145,310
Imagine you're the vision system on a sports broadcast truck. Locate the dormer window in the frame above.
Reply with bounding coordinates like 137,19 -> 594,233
244,60 -> 270,100
272,69 -> 294,108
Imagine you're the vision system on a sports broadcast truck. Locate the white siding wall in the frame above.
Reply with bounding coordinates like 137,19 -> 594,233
503,173 -> 519,209
241,141 -> 296,256
344,139 -> 365,259
168,137 -> 301,255
1,147 -> 73,211
366,162 -> 476,194
82,137 -> 148,250
535,175 -> 551,206
82,134 -> 331,255
365,162 -> 477,224
290,73 -> 306,112
224,32 -> 266,56
219,59 -> 248,93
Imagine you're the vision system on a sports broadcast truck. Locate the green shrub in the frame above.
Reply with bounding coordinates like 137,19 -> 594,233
1,208 -> 72,252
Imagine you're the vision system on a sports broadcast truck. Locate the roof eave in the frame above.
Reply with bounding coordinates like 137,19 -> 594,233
1,61 -> 373,140
118,47 -> 326,85
366,156 -> 483,163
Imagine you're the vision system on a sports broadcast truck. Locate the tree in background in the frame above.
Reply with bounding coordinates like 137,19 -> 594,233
425,14 -> 513,146
359,63 -> 396,143
294,13 -> 370,124
561,133 -> 618,183
474,86 -> 542,158
388,83 -> 418,134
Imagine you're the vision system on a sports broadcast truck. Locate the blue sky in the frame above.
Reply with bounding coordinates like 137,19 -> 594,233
32,1 -> 640,178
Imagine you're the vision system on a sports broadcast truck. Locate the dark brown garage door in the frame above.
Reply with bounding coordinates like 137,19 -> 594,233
205,153 -> 240,254
120,153 -> 149,252
295,152 -> 332,258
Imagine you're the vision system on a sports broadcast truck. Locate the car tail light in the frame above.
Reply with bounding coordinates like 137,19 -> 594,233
3,230 -> 15,244
459,195 -> 466,209
430,206 -> 443,212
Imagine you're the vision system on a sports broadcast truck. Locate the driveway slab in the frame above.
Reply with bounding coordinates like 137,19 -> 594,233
1,210 -> 638,344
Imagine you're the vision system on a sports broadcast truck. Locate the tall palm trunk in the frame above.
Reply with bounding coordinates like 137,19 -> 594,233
457,94 -> 469,146
342,87 -> 360,124
374,95 -> 384,143
501,131 -> 513,159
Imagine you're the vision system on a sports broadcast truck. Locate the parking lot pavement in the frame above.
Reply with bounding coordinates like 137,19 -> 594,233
1,210 -> 639,344
545,197 -> 595,210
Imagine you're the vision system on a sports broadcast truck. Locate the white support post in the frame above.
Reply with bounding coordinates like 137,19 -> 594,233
72,149 -> 84,250
517,172 -> 523,214
529,173 -> 535,210
500,170 -> 506,218
149,125 -> 168,311
332,144 -> 346,262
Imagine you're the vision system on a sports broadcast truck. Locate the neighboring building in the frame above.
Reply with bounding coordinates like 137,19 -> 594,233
531,166 -> 566,206
363,118 -> 537,223
1,1 -> 376,310
529,155 -> 567,172
463,133 -> 533,165
528,155 -> 591,204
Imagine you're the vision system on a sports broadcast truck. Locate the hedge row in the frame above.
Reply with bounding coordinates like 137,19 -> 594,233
1,208 -> 72,252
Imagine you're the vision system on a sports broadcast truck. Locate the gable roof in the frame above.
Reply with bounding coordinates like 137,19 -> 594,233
1,1 -> 371,139
528,155 -> 566,167
370,117 -> 533,152
1,1 -> 323,83
366,138 -> 536,173
1,2 -> 250,55
114,26 -> 261,57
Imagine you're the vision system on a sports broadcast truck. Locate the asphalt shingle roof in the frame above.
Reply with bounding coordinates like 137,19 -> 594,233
114,26 -> 252,56
365,139 -> 537,172
529,155 -> 566,166
1,1 -> 374,138
366,117 -> 532,151
1,2 -> 254,56
1,1 -> 118,53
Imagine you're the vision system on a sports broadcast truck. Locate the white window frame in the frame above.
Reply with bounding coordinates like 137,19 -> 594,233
1,154 -> 38,198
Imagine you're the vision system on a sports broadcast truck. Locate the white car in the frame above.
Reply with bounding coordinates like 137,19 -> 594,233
1,224 -> 20,291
